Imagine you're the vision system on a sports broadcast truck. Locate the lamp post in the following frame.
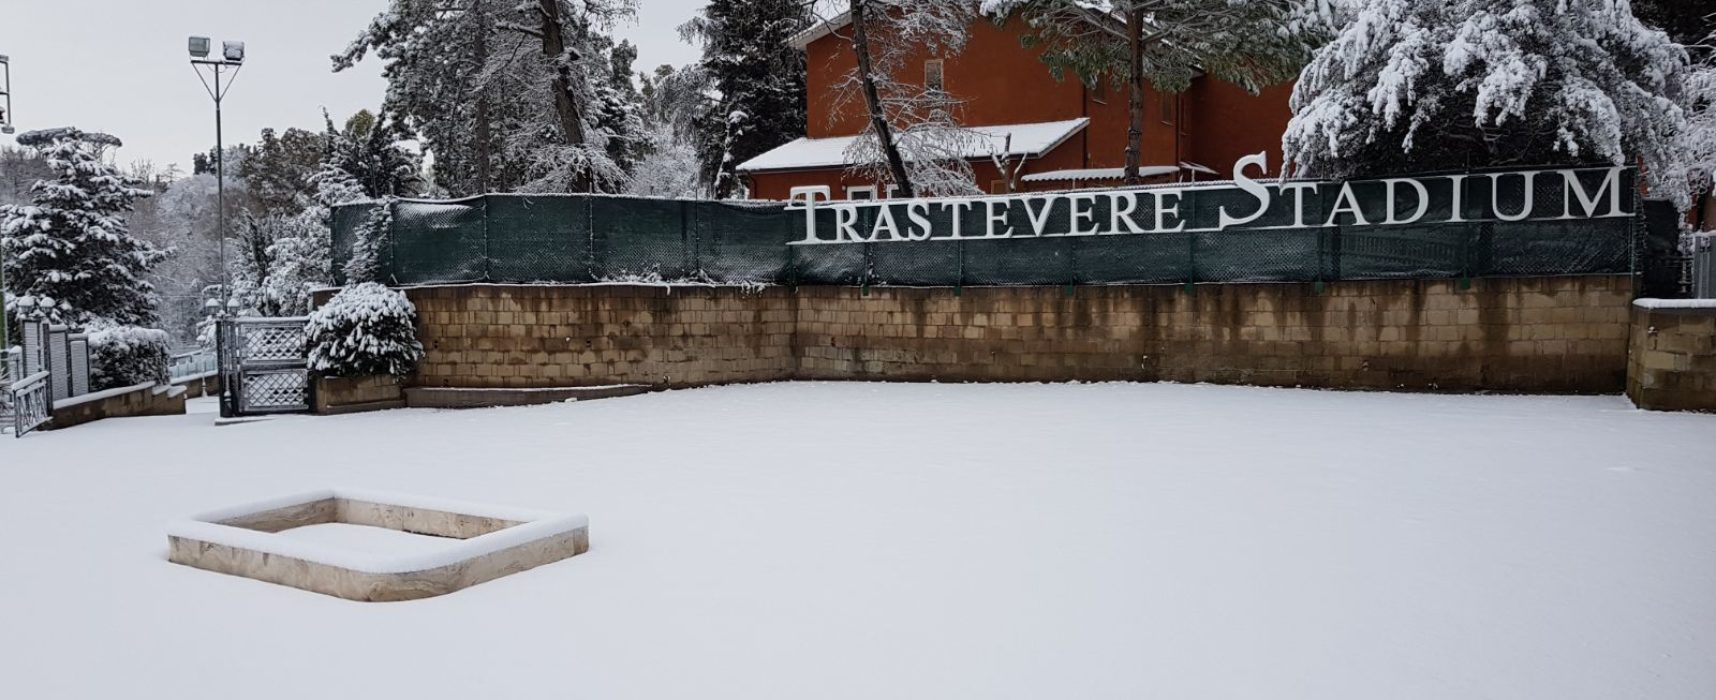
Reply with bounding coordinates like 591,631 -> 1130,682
189,36 -> 244,417
1,53 -> 15,372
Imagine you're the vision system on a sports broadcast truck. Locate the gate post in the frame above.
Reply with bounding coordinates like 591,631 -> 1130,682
216,318 -> 234,418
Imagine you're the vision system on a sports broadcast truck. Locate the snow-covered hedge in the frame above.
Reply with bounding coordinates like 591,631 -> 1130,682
306,283 -> 423,377
90,326 -> 171,391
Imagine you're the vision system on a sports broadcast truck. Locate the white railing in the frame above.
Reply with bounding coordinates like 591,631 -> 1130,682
7,370 -> 52,436
1693,233 -> 1715,300
169,349 -> 218,382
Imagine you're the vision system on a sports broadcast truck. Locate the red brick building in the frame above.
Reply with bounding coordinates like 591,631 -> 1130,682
736,13 -> 1297,201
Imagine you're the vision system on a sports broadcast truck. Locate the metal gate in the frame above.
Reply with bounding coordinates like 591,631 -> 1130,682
218,317 -> 311,416
6,371 -> 52,436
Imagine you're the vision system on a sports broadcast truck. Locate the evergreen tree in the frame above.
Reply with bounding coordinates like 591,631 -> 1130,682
0,128 -> 166,327
319,109 -> 421,200
1632,0 -> 1712,53
1283,0 -> 1692,206
681,0 -> 811,197
335,0 -> 515,195
337,0 -> 638,195
242,127 -> 327,215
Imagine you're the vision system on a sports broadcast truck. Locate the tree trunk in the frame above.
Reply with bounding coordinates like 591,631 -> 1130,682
850,0 -> 915,198
474,9 -> 493,194
1123,7 -> 1144,186
537,0 -> 592,192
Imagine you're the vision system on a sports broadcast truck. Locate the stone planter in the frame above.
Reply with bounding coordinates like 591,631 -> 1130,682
313,374 -> 407,415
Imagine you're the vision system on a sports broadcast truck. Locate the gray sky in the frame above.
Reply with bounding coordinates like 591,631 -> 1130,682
0,0 -> 704,172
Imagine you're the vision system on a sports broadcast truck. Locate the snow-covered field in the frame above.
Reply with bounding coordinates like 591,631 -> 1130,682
2,382 -> 1714,699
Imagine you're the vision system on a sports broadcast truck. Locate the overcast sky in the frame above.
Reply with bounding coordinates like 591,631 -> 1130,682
0,0 -> 705,172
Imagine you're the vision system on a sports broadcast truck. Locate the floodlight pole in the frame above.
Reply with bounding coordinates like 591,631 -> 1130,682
0,53 -> 13,364
191,41 -> 242,417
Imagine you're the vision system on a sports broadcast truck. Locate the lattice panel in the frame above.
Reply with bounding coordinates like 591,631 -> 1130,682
238,324 -> 307,363
240,370 -> 309,413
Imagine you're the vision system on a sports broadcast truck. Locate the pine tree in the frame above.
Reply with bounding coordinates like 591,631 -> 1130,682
319,109 -> 421,200
1283,0 -> 1692,206
0,128 -> 167,327
983,0 -> 1327,184
242,127 -> 326,215
335,0 -> 516,195
682,0 -> 812,197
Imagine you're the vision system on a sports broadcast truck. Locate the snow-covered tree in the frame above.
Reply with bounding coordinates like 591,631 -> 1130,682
625,125 -> 705,197
681,0 -> 812,197
822,0 -> 985,197
319,110 -> 421,201
337,0 -> 639,195
1677,29 -> 1716,227
640,63 -> 710,141
0,146 -> 51,207
1283,0 -> 1691,205
242,127 -> 326,215
336,0 -> 517,195
984,0 -> 1328,184
228,210 -> 333,317
0,128 -> 167,327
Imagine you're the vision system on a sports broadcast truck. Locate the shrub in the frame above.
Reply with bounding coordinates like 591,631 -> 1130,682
306,283 -> 423,377
89,326 -> 170,390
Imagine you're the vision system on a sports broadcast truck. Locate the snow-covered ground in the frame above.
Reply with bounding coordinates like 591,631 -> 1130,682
2,382 -> 1714,699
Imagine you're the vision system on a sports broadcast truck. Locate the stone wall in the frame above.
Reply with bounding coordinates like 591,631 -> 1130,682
795,277 -> 1631,392
1627,302 -> 1716,412
404,285 -> 797,389
395,276 -> 1633,394
50,382 -> 187,429
314,375 -> 407,415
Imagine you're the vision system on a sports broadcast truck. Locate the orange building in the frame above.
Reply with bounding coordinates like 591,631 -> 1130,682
736,13 -> 1297,201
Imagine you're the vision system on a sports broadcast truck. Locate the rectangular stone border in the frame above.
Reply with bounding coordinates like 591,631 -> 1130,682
167,489 -> 589,602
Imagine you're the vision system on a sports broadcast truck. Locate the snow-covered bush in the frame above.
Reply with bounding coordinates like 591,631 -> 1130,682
89,326 -> 170,391
306,283 -> 423,377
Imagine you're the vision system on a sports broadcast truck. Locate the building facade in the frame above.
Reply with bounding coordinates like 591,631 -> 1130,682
736,14 -> 1296,201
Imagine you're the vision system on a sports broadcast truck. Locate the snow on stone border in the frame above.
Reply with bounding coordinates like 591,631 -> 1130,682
1633,298 -> 1716,310
166,488 -> 588,575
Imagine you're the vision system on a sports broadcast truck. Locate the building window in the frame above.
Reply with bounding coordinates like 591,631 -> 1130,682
885,184 -> 902,199
1159,90 -> 1177,125
846,185 -> 877,200
925,59 -> 945,93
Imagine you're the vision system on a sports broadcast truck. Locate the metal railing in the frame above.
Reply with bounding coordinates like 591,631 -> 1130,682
7,370 -> 51,437
1692,234 -> 1715,299
169,349 -> 218,382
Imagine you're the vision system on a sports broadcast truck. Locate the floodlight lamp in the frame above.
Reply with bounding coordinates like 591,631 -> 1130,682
222,41 -> 245,63
0,55 -> 10,65
1,126 -> 13,136
188,37 -> 210,59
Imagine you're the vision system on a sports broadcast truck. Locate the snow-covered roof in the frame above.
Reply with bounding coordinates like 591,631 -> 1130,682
789,12 -> 852,50
735,118 -> 1089,173
1021,165 -> 1180,182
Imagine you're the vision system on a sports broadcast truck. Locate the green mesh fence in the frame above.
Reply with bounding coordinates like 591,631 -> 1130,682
332,168 -> 1649,287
